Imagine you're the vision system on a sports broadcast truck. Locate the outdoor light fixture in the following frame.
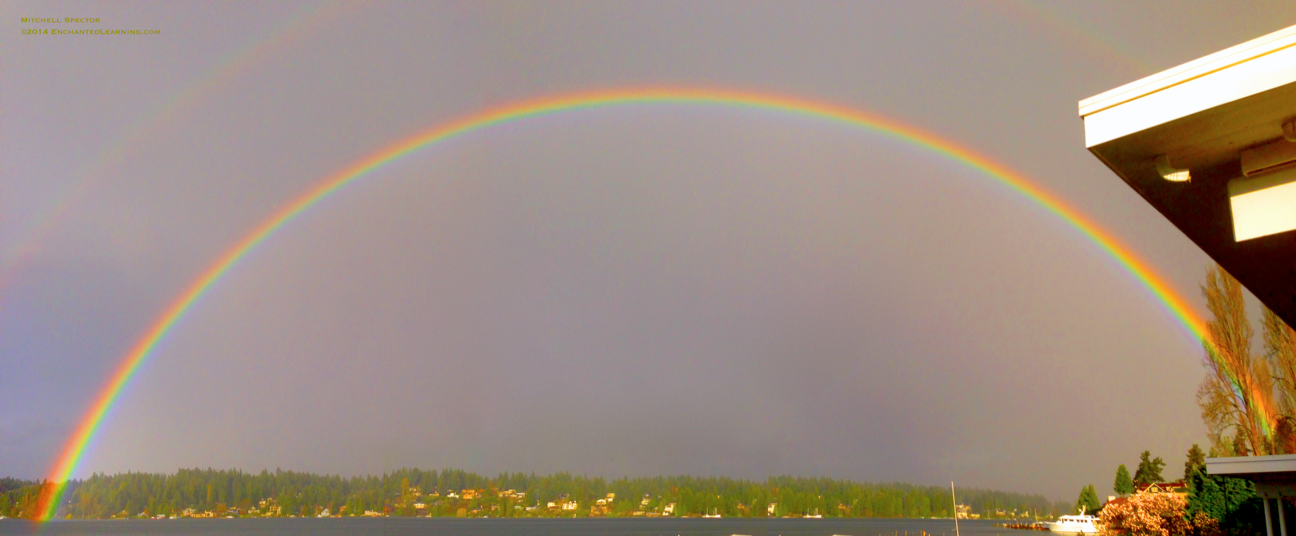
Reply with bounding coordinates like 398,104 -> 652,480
1155,155 -> 1190,182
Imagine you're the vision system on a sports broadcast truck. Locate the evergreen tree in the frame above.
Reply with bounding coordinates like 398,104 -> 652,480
1132,451 -> 1165,485
1113,465 -> 1134,495
1233,432 -> 1250,456
1184,444 -> 1207,481
1187,470 -> 1265,534
1076,484 -> 1100,514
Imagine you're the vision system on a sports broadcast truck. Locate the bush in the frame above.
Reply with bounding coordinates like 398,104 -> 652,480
1098,492 -> 1219,536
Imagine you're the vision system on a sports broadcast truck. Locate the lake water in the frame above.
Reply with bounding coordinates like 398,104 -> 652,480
0,518 -> 1031,536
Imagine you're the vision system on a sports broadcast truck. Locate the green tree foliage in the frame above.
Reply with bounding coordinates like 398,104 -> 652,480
1133,451 -> 1165,486
0,479 -> 40,519
1183,444 -> 1206,481
1076,484 -> 1100,515
0,478 -> 34,495
1113,465 -> 1134,495
23,467 -> 1069,520
1186,471 -> 1264,535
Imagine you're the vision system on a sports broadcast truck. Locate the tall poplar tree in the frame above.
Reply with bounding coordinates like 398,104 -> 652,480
1263,308 -> 1296,454
1197,264 -> 1277,456
1264,308 -> 1296,408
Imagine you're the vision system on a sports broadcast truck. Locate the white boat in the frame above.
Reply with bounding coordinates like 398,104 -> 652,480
1045,514 -> 1099,535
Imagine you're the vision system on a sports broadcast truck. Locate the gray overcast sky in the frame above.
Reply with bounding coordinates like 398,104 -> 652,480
3,1 -> 1294,501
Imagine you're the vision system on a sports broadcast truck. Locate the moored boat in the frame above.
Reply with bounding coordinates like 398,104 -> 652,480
1045,514 -> 1099,535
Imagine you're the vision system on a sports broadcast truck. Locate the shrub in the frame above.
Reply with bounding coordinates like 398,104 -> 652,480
1098,492 -> 1219,536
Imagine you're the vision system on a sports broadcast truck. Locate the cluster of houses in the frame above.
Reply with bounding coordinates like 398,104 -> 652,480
953,503 -> 1049,520
157,497 -> 287,519
336,487 -> 685,518
134,485 -> 998,519
114,481 -> 1192,520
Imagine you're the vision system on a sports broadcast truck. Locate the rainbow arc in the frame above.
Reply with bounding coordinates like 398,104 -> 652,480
37,88 -> 1226,521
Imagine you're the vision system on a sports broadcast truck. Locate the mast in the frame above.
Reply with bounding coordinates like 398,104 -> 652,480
951,481 -> 960,536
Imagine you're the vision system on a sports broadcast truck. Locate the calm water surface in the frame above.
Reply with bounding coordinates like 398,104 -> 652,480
0,518 -> 1031,536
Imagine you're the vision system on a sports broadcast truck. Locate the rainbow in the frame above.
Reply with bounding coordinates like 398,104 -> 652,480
986,2 -> 1150,76
36,87 -> 1232,520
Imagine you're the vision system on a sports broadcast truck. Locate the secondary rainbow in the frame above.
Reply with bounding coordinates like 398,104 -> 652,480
0,1 -> 353,297
37,87 -> 1232,520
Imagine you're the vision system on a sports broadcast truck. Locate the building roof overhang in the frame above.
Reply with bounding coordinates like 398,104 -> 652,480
1206,454 -> 1296,497
1080,25 -> 1296,328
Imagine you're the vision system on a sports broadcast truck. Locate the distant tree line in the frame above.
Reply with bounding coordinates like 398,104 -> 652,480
0,468 -> 1069,520
0,478 -> 36,519
0,478 -> 33,496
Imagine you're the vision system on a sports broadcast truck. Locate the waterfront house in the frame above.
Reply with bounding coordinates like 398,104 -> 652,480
1135,481 -> 1187,495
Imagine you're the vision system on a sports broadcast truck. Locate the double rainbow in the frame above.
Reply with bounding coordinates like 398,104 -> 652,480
38,88 -> 1222,520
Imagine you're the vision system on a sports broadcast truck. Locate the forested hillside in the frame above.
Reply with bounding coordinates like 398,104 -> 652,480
2,468 -> 1069,520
